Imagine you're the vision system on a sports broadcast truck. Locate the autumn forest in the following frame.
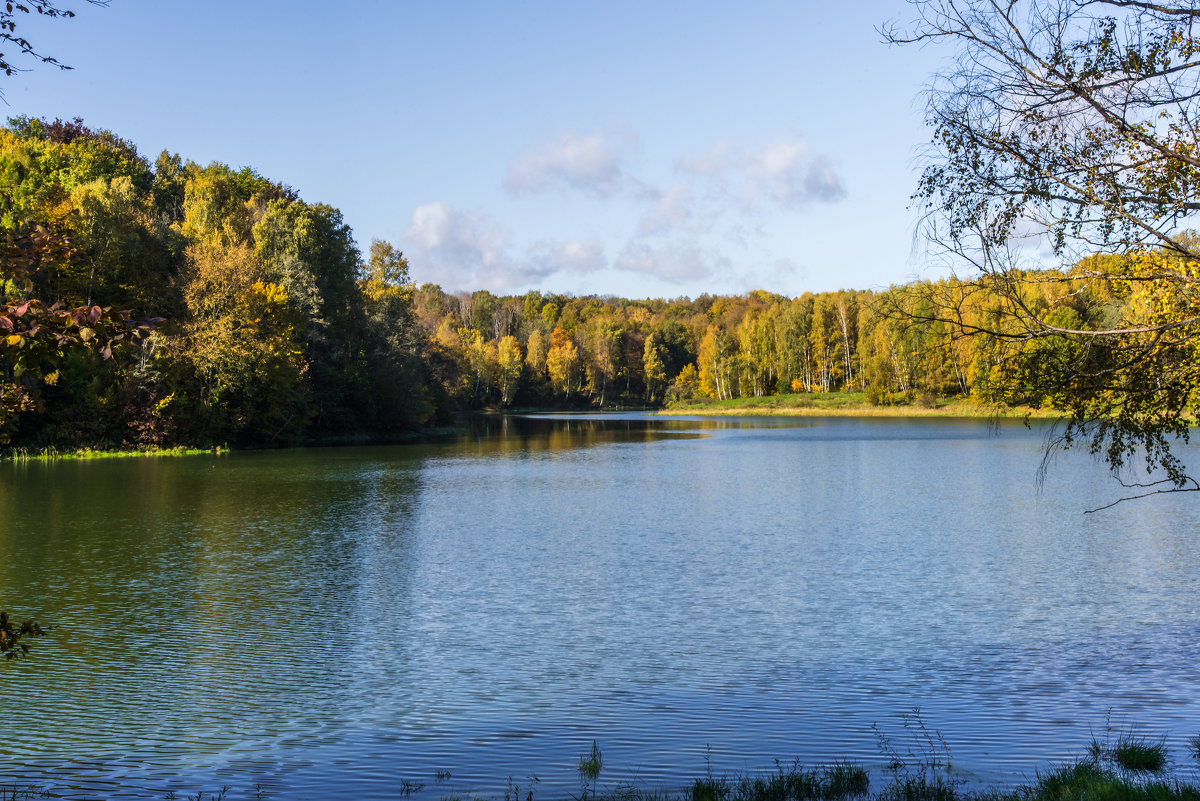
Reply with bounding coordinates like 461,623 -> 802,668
0,117 -> 1142,453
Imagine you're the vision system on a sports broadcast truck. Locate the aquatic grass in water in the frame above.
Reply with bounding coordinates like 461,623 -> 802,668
689,757 -> 869,801
1026,760 -> 1200,801
579,741 -> 604,782
2,445 -> 224,462
1111,739 -> 1170,774
874,775 -> 960,801
874,709 -> 954,778
164,787 -> 230,801
1088,717 -> 1169,774
579,741 -> 604,800
10,730 -> 1200,801
0,787 -> 50,801
822,763 -> 871,800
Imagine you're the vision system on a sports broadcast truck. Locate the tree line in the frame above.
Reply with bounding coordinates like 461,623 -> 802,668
0,116 -> 436,450
0,116 -> 1174,453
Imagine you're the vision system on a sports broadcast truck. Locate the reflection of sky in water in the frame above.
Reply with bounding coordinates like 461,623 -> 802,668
1,414 -> 1199,800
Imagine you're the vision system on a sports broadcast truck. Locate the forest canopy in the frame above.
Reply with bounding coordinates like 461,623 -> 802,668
0,116 -> 1191,473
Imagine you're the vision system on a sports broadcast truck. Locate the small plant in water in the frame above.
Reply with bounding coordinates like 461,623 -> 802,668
164,788 -> 229,801
1112,738 -> 1168,773
873,708 -> 953,779
0,786 -> 50,800
1189,734 -> 1200,762
578,740 -> 603,800
692,746 -> 729,801
505,774 -> 539,801
822,760 -> 870,799
398,779 -> 426,797
1087,713 -> 1168,773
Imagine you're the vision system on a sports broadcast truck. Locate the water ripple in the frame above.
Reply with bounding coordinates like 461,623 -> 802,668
2,416 -> 1199,800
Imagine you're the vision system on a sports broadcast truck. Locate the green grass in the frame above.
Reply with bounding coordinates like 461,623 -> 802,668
9,730 -> 1200,801
687,760 -> 870,801
7,757 -> 1200,801
1088,725 -> 1170,774
1028,760 -> 1200,801
1112,740 -> 1169,773
660,392 -> 1056,419
580,741 -> 604,782
2,445 -> 225,463
0,786 -> 50,800
1188,735 -> 1200,762
874,775 -> 961,801
618,759 -> 1200,801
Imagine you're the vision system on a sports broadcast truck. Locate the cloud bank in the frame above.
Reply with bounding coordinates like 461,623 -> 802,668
406,131 -> 847,293
505,132 -> 629,198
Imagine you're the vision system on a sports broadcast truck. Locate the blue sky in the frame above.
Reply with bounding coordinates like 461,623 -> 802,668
8,1 -> 948,299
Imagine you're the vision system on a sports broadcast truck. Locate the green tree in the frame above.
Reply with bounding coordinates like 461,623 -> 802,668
174,241 -> 304,444
888,0 -> 1200,499
0,146 -> 155,444
585,320 -> 622,406
359,240 -> 434,428
642,331 -> 668,404
546,327 -> 580,399
525,327 -> 548,379
496,335 -> 523,406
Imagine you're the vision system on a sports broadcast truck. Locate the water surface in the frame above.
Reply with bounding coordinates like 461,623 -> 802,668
2,414 -> 1199,799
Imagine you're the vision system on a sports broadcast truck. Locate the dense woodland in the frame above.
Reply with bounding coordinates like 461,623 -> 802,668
0,118 -> 1141,452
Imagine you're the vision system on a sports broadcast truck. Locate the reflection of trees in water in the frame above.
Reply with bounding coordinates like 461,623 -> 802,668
0,449 -> 429,754
176,452 -> 427,732
458,414 -> 707,456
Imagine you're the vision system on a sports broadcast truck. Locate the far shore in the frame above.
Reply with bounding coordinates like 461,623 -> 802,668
658,391 -> 1063,420
1,398 -> 1063,462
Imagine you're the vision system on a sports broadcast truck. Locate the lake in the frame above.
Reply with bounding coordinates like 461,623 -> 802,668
2,413 -> 1199,800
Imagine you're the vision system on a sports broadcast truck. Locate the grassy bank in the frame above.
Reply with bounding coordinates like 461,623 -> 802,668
0,425 -> 469,463
505,729 -> 1200,801
1,445 -> 227,463
660,392 -> 1061,419
10,727 -> 1193,801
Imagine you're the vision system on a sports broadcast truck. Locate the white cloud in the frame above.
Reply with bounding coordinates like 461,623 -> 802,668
746,137 -> 846,207
505,131 -> 627,198
614,241 -> 732,283
762,256 -> 807,285
801,157 -> 845,203
403,201 -> 523,292
636,184 -> 694,237
676,141 -> 734,176
527,238 -> 608,276
404,203 -> 619,292
756,139 -> 810,177
674,136 -> 846,210
405,132 -> 847,294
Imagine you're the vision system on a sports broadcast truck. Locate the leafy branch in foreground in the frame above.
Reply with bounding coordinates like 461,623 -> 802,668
0,1 -> 109,87
0,611 -> 46,660
884,0 -> 1200,501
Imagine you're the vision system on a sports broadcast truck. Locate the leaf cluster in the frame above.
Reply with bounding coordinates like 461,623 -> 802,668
0,610 -> 45,660
884,0 -> 1200,500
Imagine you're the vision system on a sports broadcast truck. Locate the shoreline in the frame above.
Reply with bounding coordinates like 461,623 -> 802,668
3,736 -> 1194,801
0,425 -> 466,463
0,401 -> 1058,461
657,393 -> 1062,420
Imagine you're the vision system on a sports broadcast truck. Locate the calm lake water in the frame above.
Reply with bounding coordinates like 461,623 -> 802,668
2,413 -> 1200,800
